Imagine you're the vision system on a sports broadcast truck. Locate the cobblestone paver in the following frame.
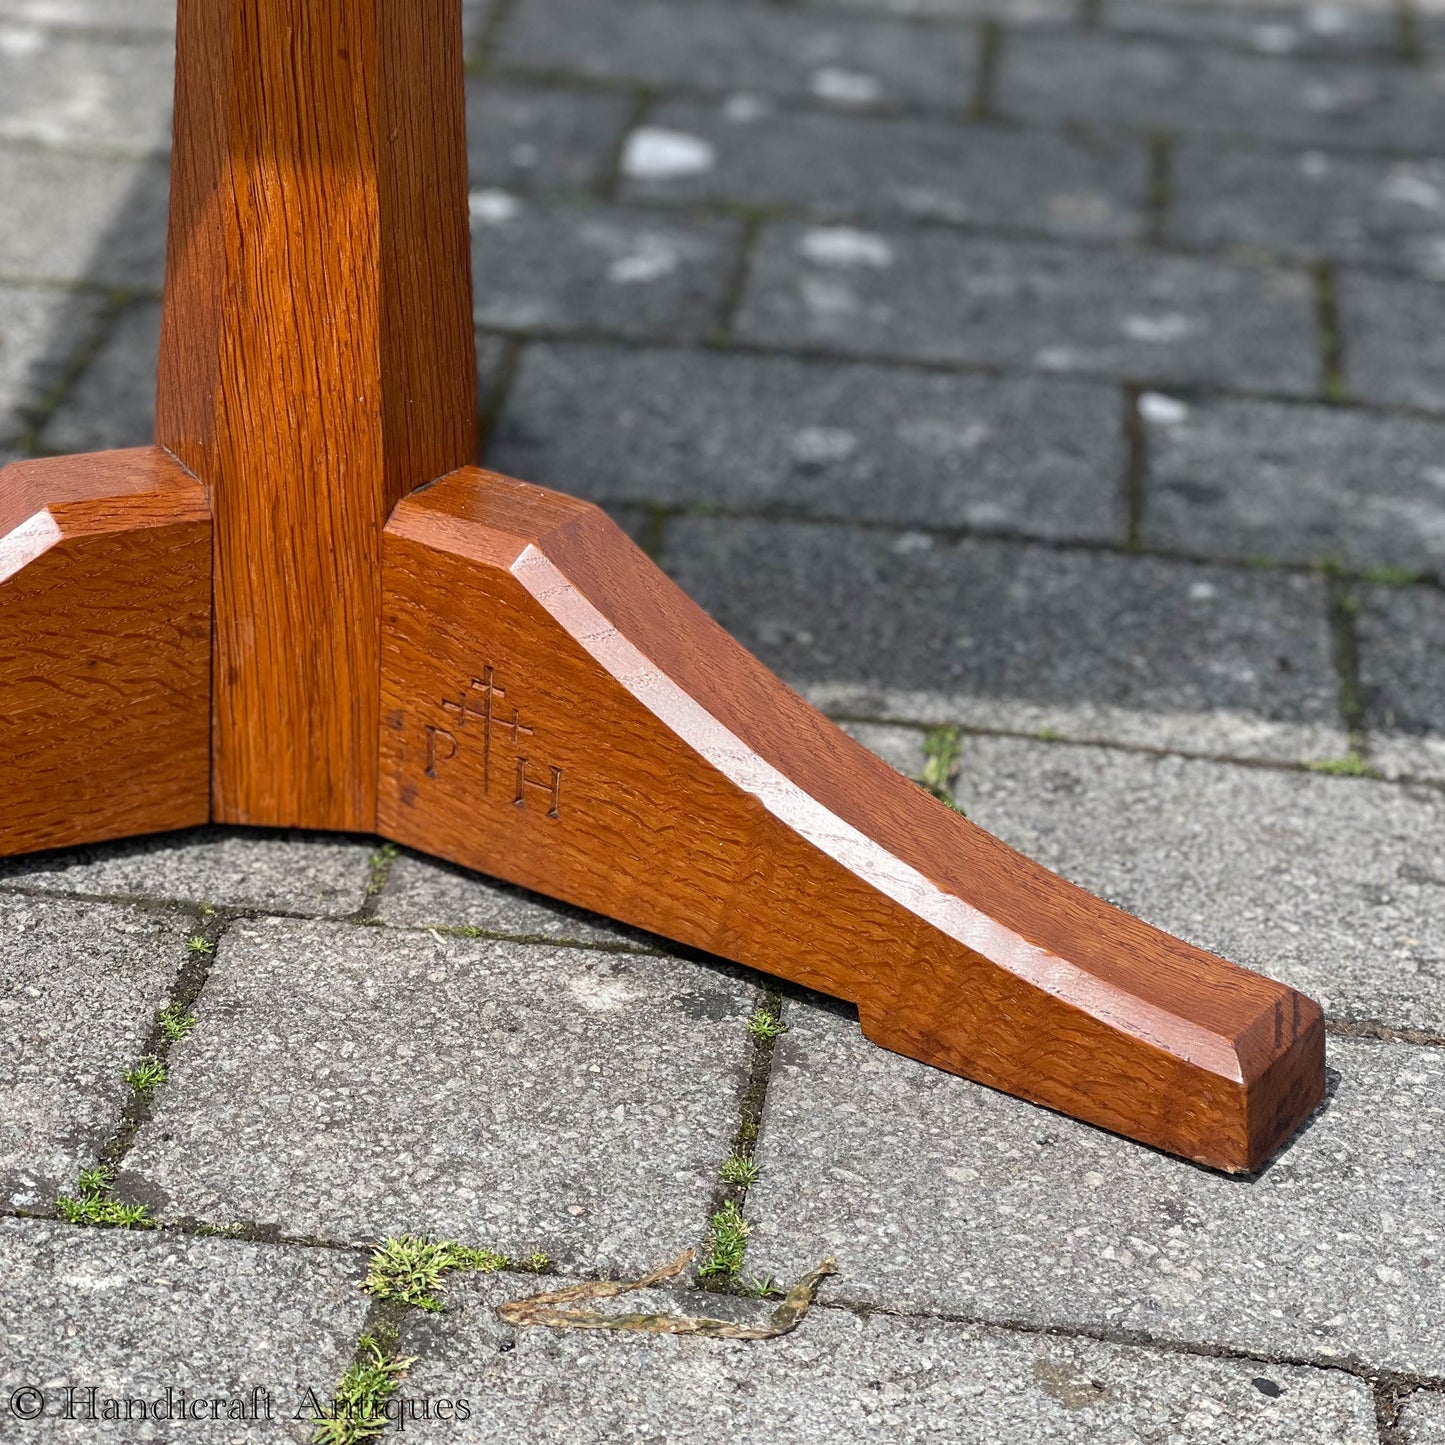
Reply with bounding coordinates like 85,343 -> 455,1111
2,0 -> 1444,1439
116,919 -> 756,1272
0,1218 -> 368,1444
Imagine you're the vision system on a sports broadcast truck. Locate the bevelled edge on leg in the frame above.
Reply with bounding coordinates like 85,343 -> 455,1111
0,447 -> 212,855
375,466 -> 1327,1172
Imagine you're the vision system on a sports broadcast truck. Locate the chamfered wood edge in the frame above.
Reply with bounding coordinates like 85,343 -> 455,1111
0,446 -> 213,855
380,466 -> 1328,1172
0,446 -> 211,542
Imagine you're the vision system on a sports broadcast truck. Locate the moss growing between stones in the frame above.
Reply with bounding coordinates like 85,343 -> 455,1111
363,1235 -> 511,1313
310,1331 -> 415,1445
698,1200 -> 751,1278
55,1166 -> 151,1230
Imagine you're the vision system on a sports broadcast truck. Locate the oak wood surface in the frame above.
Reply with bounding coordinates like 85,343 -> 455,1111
156,0 -> 475,830
0,448 -> 212,855
378,468 -> 1325,1172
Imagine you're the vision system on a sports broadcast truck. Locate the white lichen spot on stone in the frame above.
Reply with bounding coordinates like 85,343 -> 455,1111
1188,581 -> 1218,603
798,226 -> 894,269
892,531 -> 935,555
723,92 -> 772,124
799,276 -> 860,317
1034,345 -> 1081,370
1380,166 -> 1445,212
894,186 -> 971,224
898,417 -> 992,456
606,235 -> 683,284
621,126 -> 717,182
1121,312 -> 1201,344
0,25 -> 45,57
1251,23 -> 1299,54
1300,78 -> 1368,115
788,427 -> 860,466
1138,391 -> 1190,425
809,67 -> 883,105
468,188 -> 522,225
566,974 -> 636,1012
1307,4 -> 1351,35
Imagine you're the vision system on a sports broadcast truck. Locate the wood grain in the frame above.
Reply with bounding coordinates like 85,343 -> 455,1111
0,448 -> 211,855
156,0 -> 475,830
378,468 -> 1325,1172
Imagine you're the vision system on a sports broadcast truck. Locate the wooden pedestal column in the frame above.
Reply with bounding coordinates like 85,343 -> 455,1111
157,0 -> 475,828
0,0 -> 1327,1172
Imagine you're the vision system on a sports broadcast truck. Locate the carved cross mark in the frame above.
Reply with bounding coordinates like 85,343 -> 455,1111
440,666 -> 534,787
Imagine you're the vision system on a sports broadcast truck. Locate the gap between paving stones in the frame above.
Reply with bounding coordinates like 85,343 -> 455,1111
35,904 -> 230,1229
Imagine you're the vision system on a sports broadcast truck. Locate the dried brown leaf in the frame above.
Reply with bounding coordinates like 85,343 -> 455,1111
497,1249 -> 837,1340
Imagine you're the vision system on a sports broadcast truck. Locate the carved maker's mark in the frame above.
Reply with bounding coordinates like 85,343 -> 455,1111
422,665 -> 563,820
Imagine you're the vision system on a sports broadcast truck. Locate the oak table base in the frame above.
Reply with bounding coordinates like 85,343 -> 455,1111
0,0 -> 1325,1175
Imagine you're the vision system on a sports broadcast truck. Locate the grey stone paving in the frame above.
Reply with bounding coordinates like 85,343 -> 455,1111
499,0 -> 979,110
0,1218 -> 368,1443
1169,145 -> 1445,277
0,895 -> 183,1209
0,281 -> 106,439
736,223 -> 1322,392
814,0 -> 1074,18
0,828 -> 376,919
0,146 -> 168,289
471,197 -> 740,339
813,0 -> 1074,19
1140,393 -> 1445,570
955,735 -> 1445,1031
996,32 -> 1445,151
1103,0 -> 1400,57
374,849 -> 654,949
467,80 -> 633,195
39,297 -> 157,454
661,516 -> 1346,760
394,1269 -> 1378,1443
4,0 -> 1445,1435
492,341 -> 1128,539
1359,584 -> 1445,784
750,1000 -> 1445,1374
619,100 -> 1151,240
0,29 -> 173,154
1337,270 -> 1445,412
0,0 -> 175,27
118,918 -> 756,1271
1402,1392 -> 1445,1445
